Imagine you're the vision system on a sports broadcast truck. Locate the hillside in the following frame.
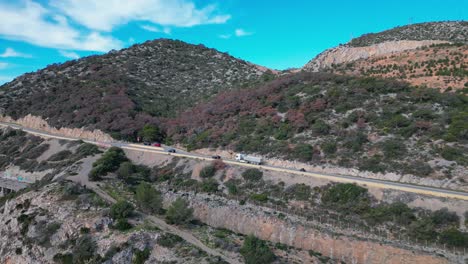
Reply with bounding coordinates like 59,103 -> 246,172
0,39 -> 272,140
303,21 -> 468,89
164,72 -> 468,181
349,21 -> 468,47
327,43 -> 467,90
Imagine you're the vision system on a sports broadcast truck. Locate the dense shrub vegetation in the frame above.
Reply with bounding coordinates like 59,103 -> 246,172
165,198 -> 193,225
167,72 -> 468,177
89,147 -> 128,180
0,39 -> 268,140
240,235 -> 275,264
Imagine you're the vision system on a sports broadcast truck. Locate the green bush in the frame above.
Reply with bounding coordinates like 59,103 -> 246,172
439,146 -> 462,161
446,111 -> 468,141
133,248 -> 151,264
165,198 -> 193,225
47,150 -> 72,161
75,143 -> 101,158
380,138 -> 407,159
365,202 -> 415,225
249,193 -> 268,203
321,141 -> 337,155
135,182 -> 163,214
72,235 -> 97,264
199,165 -> 216,178
110,200 -> 134,219
200,178 -> 219,193
285,183 -> 311,201
89,147 -> 128,180
113,218 -> 133,231
292,143 -> 313,162
139,124 -> 164,143
157,233 -> 183,248
312,120 -> 330,135
242,168 -> 263,182
439,228 -> 468,247
321,183 -> 370,214
431,208 -> 459,228
240,235 -> 275,264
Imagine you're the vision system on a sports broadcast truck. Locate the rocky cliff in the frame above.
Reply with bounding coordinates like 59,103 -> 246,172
163,190 -> 458,264
303,40 -> 447,72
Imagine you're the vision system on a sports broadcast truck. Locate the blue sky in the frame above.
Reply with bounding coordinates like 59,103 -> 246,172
0,0 -> 466,84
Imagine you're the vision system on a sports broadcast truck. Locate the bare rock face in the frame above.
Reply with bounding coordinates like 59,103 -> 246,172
303,40 -> 447,72
0,114 -> 114,143
163,191 -> 457,264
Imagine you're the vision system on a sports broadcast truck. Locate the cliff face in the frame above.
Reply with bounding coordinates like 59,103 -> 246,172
0,114 -> 114,143
163,190 -> 455,264
303,40 -> 447,72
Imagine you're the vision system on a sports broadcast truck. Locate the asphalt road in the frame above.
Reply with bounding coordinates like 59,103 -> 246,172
1,121 -> 467,201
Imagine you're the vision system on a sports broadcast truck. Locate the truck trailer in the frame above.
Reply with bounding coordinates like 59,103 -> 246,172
235,153 -> 263,165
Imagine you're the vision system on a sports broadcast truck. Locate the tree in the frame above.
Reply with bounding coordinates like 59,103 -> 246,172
165,198 -> 193,225
110,200 -> 134,219
311,120 -> 330,135
89,147 -> 128,180
139,124 -> 164,142
240,235 -> 275,264
293,143 -> 313,161
117,161 -> 135,180
135,182 -> 163,214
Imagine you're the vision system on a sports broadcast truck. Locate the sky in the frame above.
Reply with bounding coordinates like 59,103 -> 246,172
0,0 -> 466,84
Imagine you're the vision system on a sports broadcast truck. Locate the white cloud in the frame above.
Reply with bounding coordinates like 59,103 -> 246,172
59,50 -> 80,59
51,0 -> 231,31
235,28 -> 253,37
0,62 -> 8,69
0,48 -> 32,58
219,34 -> 231,39
0,1 -> 122,52
141,24 -> 172,34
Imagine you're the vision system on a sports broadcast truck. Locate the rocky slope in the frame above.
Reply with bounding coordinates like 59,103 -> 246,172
325,43 -> 467,90
0,39 -> 272,140
303,21 -> 468,90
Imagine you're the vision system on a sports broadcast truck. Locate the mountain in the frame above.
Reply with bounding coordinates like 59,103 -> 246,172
165,72 -> 468,180
0,39 -> 273,140
303,21 -> 467,89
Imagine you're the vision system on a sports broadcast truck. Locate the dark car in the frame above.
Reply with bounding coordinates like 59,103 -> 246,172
167,148 -> 176,153
143,142 -> 151,146
299,168 -> 306,172
212,155 -> 221,159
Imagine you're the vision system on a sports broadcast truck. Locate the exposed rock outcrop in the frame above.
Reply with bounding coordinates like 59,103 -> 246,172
163,190 -> 458,264
0,114 -> 114,143
303,40 -> 447,72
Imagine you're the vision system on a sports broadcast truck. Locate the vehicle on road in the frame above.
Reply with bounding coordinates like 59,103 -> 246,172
299,168 -> 306,172
167,148 -> 176,153
143,142 -> 151,145
152,142 -> 162,147
235,153 -> 262,165
212,155 -> 221,159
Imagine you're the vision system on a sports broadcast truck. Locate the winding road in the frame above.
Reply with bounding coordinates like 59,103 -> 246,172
1,121 -> 468,201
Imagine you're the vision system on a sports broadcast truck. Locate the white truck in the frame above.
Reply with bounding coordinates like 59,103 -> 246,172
235,153 -> 263,165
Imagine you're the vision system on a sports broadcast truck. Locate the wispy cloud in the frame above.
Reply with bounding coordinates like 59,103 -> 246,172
219,28 -> 254,39
0,1 -> 121,52
59,50 -> 80,59
0,62 -> 8,69
219,34 -> 231,39
235,28 -> 253,37
51,0 -> 231,31
141,24 -> 171,34
0,48 -> 32,58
